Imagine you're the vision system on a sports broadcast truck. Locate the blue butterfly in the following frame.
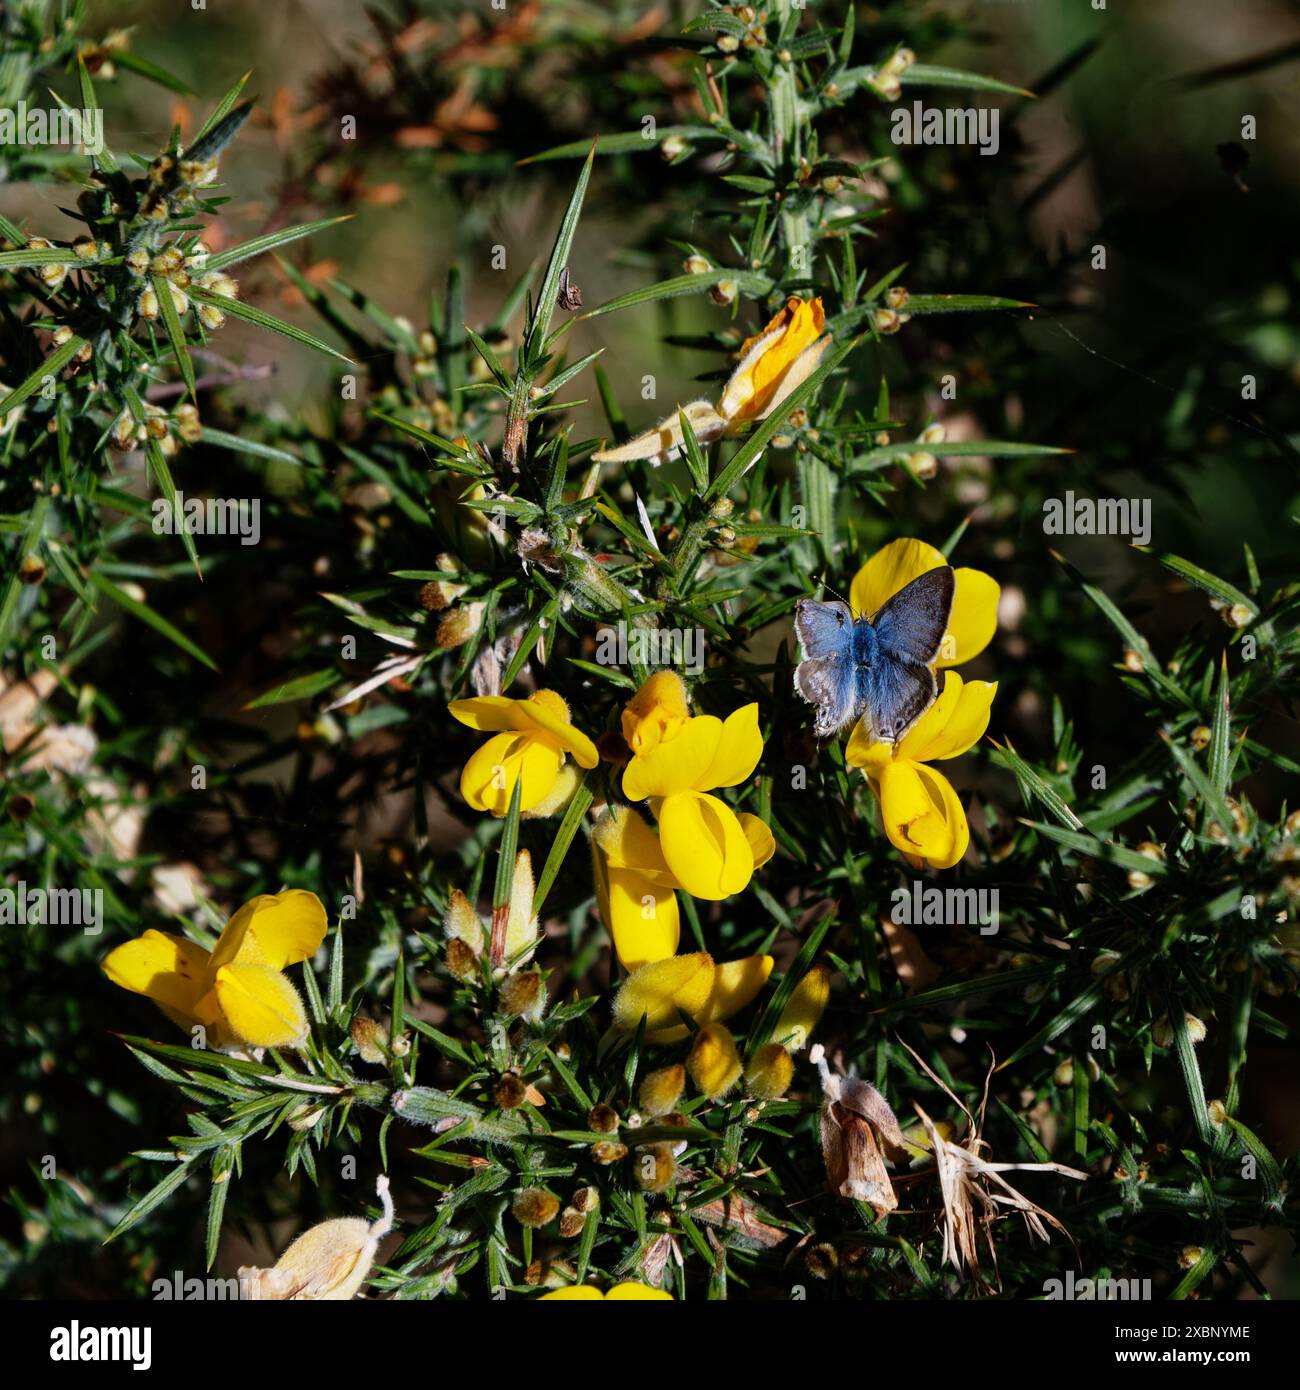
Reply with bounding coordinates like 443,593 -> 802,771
794,567 -> 955,741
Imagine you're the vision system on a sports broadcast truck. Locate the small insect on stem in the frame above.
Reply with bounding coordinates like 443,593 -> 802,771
557,266 -> 583,311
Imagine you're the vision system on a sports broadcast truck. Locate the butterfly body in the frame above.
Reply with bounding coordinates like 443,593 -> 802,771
794,566 -> 955,742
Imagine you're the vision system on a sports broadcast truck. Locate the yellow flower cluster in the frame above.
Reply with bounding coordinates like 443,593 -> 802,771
101,890 -> 327,1050
845,538 -> 1000,869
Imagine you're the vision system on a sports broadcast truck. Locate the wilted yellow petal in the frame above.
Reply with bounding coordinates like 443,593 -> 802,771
720,297 -> 826,423
592,400 -> 728,465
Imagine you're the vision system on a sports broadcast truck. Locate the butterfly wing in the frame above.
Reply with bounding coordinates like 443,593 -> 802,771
794,597 -> 854,658
858,567 -> 955,743
870,566 -> 955,665
859,655 -> 938,745
794,599 -> 864,737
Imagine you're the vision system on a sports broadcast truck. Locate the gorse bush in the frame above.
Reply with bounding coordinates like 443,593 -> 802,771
2,0 -> 1298,1303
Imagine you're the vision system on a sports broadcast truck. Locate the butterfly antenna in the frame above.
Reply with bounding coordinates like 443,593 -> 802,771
813,574 -> 851,605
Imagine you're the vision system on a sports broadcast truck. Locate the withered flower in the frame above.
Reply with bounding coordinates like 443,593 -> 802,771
813,1045 -> 910,1219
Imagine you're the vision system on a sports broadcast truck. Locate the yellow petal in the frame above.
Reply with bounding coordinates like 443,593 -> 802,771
875,760 -> 969,869
720,297 -> 826,423
517,690 -> 599,769
540,1284 -> 607,1301
909,678 -> 998,762
101,929 -> 209,1018
614,952 -> 716,1034
849,537 -> 946,618
739,813 -> 775,870
915,763 -> 970,869
938,568 -> 1000,667
605,1281 -> 674,1301
844,721 -> 891,778
895,670 -> 966,763
622,715 -> 723,801
448,696 -> 527,732
698,703 -> 763,790
621,671 -> 691,753
605,866 -> 681,970
754,333 -> 833,419
701,953 -> 774,1023
521,761 -> 581,819
876,759 -> 957,866
214,963 -> 309,1048
460,731 -> 563,816
687,1022 -> 742,1098
657,791 -> 754,899
594,804 -> 677,883
211,890 -> 327,973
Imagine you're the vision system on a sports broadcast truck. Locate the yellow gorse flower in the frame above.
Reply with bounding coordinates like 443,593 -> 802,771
613,950 -> 773,1043
847,671 -> 998,869
842,537 -> 1000,871
614,671 -> 774,910
592,297 -> 831,466
449,689 -> 598,817
540,1281 -> 672,1301
102,889 -> 327,1050
848,536 -> 999,670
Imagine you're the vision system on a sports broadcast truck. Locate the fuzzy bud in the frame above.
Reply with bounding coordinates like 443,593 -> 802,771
511,1188 -> 560,1228
638,1064 -> 686,1118
745,1043 -> 794,1100
687,1023 -> 742,1099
